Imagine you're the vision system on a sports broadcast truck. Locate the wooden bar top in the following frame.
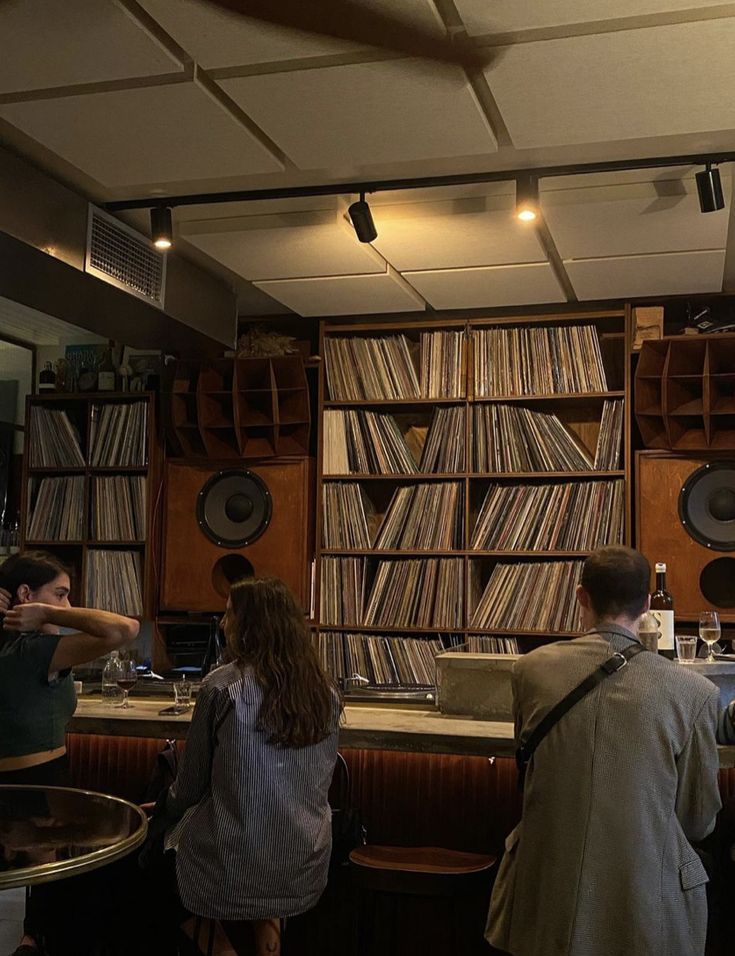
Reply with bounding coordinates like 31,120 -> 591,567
68,698 -> 735,766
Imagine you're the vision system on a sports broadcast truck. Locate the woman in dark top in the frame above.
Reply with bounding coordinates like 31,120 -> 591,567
0,550 -> 139,956
146,576 -> 340,956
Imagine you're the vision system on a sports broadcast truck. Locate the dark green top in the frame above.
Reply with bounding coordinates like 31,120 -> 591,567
0,630 -> 77,758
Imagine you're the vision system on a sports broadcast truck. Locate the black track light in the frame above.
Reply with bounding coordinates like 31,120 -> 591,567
515,173 -> 539,222
348,192 -> 377,243
150,206 -> 173,250
696,164 -> 725,213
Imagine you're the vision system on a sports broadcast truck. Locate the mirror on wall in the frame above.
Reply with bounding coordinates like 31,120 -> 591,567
0,338 -> 33,549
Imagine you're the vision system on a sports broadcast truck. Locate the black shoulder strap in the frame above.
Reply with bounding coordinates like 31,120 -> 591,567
516,642 -> 647,788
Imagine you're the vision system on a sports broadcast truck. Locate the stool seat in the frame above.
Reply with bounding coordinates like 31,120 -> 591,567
350,845 -> 496,875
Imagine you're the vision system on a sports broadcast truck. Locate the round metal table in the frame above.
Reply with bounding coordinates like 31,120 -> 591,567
0,785 -> 147,889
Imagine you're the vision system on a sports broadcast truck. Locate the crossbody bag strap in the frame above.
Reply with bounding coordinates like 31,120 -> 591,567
515,642 -> 647,788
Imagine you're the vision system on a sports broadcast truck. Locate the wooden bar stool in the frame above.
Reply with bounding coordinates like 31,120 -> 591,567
349,845 -> 497,955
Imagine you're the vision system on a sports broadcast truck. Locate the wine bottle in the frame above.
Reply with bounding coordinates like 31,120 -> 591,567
39,361 -> 56,393
650,562 -> 675,657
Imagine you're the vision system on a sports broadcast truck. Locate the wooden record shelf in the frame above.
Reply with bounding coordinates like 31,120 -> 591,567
166,355 -> 310,460
635,334 -> 735,450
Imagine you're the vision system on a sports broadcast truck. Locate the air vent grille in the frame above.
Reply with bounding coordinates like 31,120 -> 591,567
86,206 -> 166,308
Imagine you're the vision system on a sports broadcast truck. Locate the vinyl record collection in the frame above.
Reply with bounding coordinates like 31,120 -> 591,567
323,407 -> 465,475
419,330 -> 465,398
27,477 -> 84,541
324,331 -> 467,401
91,476 -> 147,541
470,560 -> 584,632
320,557 -> 366,625
86,549 -> 143,616
28,407 -> 85,467
466,635 -> 520,653
364,558 -> 463,628
322,483 -> 373,550
314,632 -> 443,686
472,403 -> 622,473
472,324 -> 608,397
374,482 -> 463,550
470,480 -> 625,551
594,400 -> 624,470
90,401 -> 148,467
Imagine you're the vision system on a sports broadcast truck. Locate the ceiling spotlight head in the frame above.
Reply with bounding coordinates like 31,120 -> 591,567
515,174 -> 539,223
348,192 -> 378,243
150,206 -> 173,250
696,164 -> 725,213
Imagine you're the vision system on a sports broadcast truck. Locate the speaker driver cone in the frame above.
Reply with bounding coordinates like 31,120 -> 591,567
197,469 -> 272,548
679,461 -> 735,551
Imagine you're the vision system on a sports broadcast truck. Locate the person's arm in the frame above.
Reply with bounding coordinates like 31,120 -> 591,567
717,700 -> 735,745
675,685 -> 722,843
3,604 -> 139,672
166,680 -> 225,820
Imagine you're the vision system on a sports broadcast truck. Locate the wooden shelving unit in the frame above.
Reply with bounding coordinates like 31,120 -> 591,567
315,310 -> 631,694
166,356 -> 310,460
635,333 -> 735,450
21,392 -> 160,618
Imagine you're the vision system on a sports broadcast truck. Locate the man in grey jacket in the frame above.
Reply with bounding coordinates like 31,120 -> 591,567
486,546 -> 721,956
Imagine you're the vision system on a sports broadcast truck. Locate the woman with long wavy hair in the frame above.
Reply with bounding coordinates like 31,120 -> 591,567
153,576 -> 341,956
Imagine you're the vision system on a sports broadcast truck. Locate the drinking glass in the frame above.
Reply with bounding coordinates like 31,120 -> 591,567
675,635 -> 697,663
173,675 -> 192,709
699,611 -> 721,663
115,658 -> 138,708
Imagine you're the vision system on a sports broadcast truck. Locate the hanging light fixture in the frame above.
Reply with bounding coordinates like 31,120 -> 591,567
515,174 -> 539,222
348,192 -> 378,243
695,164 -> 725,213
150,206 -> 173,249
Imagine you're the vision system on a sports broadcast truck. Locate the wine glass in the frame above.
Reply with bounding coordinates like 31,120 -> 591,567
699,611 -> 721,663
115,658 -> 138,708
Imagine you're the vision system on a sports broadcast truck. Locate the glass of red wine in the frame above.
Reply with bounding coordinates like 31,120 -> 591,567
115,658 -> 137,709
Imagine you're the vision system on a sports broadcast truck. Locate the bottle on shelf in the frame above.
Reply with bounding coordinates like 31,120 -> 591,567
39,361 -> 56,393
637,611 -> 660,653
101,651 -> 123,706
97,346 -> 117,392
650,562 -> 675,657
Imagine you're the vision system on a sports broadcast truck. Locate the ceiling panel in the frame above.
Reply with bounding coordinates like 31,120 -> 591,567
182,213 -> 386,280
542,175 -> 731,259
565,250 -> 726,300
255,268 -> 426,315
0,81 -> 283,187
455,0 -> 735,35
404,262 -> 566,309
0,0 -> 182,94
220,59 -> 497,168
137,0 -> 445,68
0,296 -> 104,345
486,19 -> 735,148
371,195 -> 545,270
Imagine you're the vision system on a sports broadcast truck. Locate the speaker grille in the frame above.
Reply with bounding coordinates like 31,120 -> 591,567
85,205 -> 166,307
679,461 -> 735,550
197,469 -> 272,548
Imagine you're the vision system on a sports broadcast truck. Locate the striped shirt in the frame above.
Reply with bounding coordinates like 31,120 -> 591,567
165,662 -> 339,920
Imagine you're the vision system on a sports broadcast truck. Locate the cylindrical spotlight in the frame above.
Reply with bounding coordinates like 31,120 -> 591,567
696,164 -> 724,213
515,174 -> 539,222
348,192 -> 377,243
151,206 -> 173,249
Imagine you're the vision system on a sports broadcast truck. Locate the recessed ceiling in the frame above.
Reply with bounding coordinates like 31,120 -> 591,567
0,0 -> 733,317
255,268 -> 426,315
219,59 -> 497,169
137,0 -> 445,68
0,0 -> 183,95
0,80 -> 283,187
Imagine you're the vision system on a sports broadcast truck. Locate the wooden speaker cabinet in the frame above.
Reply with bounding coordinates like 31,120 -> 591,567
636,451 -> 735,621
161,459 -> 313,613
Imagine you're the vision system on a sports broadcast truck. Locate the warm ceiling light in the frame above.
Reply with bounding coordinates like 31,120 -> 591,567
348,192 -> 378,243
695,164 -> 725,213
150,206 -> 173,249
515,174 -> 539,222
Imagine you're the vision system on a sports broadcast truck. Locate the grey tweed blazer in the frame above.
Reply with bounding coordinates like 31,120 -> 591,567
486,624 -> 721,956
